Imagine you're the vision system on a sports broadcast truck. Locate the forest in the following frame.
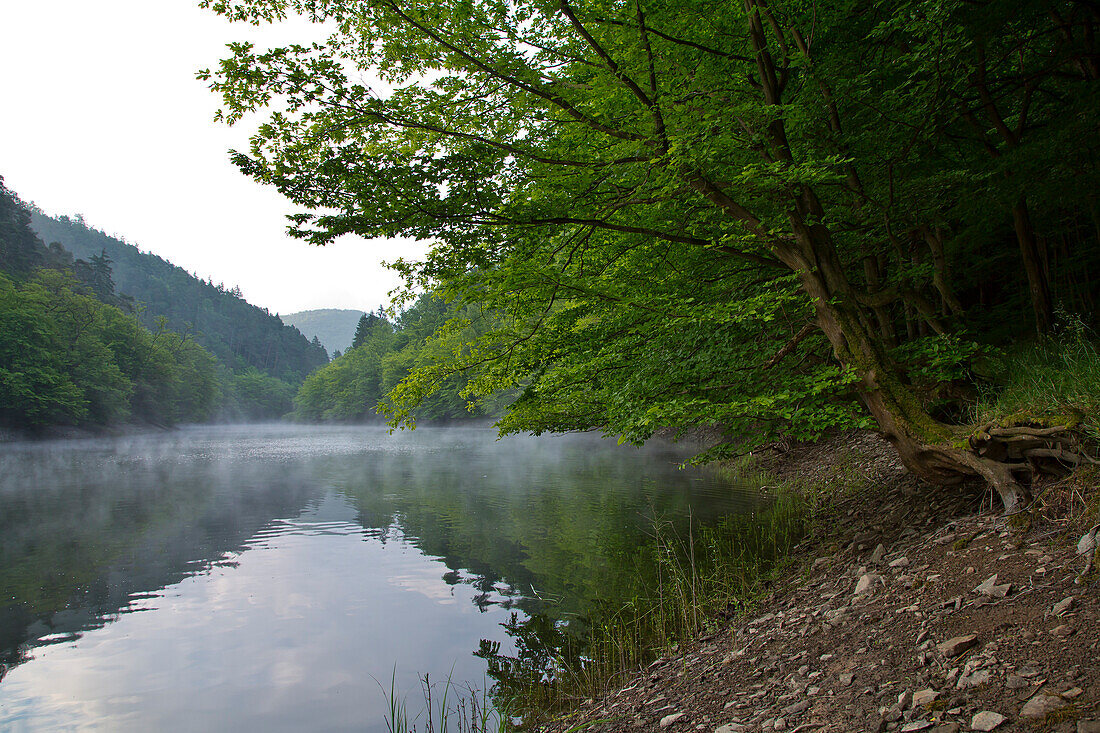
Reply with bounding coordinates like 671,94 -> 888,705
0,176 -> 325,429
201,0 -> 1100,510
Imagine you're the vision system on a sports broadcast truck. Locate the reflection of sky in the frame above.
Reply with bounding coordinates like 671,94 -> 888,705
0,491 -> 515,733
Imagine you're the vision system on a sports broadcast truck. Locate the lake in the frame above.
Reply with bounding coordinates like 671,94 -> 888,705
0,424 -> 762,731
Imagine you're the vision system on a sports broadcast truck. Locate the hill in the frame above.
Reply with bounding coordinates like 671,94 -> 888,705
282,308 -> 365,356
29,211 -> 328,383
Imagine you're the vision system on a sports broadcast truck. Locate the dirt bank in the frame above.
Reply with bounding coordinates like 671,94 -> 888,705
538,431 -> 1099,733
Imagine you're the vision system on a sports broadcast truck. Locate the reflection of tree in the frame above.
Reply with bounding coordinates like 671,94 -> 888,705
336,434 -> 761,628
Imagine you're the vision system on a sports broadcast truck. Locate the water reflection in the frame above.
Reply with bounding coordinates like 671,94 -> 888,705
0,425 -> 758,731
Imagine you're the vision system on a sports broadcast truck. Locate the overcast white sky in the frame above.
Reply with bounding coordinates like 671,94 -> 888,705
0,0 -> 426,315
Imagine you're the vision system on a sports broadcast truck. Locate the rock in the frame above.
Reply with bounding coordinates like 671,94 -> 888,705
900,722 -> 932,732
773,717 -> 787,731
839,673 -> 854,686
971,711 -> 1007,731
912,689 -> 938,707
936,634 -> 978,657
1021,693 -> 1067,719
1078,722 -> 1100,733
889,556 -> 911,568
715,725 -> 745,733
855,573 -> 883,596
929,725 -> 960,733
871,544 -> 886,563
1005,675 -> 1029,690
1051,624 -> 1075,637
1062,687 -> 1084,699
974,574 -> 1012,598
1052,596 -> 1075,616
660,712 -> 686,727
957,669 -> 992,689
1078,527 -> 1098,556
781,700 -> 810,716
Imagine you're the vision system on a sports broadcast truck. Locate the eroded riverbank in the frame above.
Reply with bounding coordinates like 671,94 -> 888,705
537,432 -> 1100,733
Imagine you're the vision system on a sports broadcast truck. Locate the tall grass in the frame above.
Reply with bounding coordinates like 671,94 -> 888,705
495,479 -> 808,727
382,668 -> 503,733
974,327 -> 1100,442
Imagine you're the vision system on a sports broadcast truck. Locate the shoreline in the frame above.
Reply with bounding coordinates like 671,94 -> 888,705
535,430 -> 1099,733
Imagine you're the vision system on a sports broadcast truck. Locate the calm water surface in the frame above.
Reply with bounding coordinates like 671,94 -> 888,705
0,425 -> 761,731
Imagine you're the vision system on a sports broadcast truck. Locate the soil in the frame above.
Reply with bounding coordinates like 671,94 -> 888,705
537,431 -> 1100,733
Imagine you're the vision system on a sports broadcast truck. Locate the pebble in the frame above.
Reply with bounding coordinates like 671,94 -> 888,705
1078,722 -> 1100,733
1020,693 -> 1067,719
889,556 -> 910,568
974,574 -> 1012,598
970,711 -> 1007,731
912,689 -> 937,707
838,673 -> 854,686
714,725 -> 745,733
900,721 -> 932,732
1051,625 -> 1075,637
871,544 -> 886,563
936,634 -> 978,657
1052,596 -> 1075,616
957,669 -> 991,689
1078,528 -> 1097,556
855,573 -> 883,596
660,712 -> 686,727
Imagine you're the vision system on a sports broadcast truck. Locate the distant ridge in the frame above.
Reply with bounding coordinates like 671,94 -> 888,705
30,211 -> 329,382
283,308 -> 367,356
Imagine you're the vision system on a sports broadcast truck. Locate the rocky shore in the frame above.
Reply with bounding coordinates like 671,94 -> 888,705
538,432 -> 1099,733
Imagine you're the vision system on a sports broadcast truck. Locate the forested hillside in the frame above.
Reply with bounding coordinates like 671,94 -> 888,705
1,177 -> 219,429
207,0 -> 1100,511
30,211 -> 328,383
282,308 -> 365,356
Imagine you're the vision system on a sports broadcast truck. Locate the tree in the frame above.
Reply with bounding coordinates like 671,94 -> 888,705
203,0 -> 1100,510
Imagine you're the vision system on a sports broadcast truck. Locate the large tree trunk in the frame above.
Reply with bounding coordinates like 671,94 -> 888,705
777,212 -> 1033,513
1013,197 -> 1054,335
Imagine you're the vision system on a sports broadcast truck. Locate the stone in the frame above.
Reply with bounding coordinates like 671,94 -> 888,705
856,573 -> 883,596
912,689 -> 938,707
1078,528 -> 1098,556
1062,687 -> 1084,699
1053,596 -> 1075,616
929,725 -> 960,733
1021,693 -> 1067,719
661,712 -> 686,728
936,634 -> 978,657
871,544 -> 886,563
781,700 -> 810,716
957,669 -> 992,689
714,725 -> 746,733
773,717 -> 787,731
889,556 -> 911,568
1005,675 -> 1029,690
839,673 -> 854,687
971,711 -> 1007,731
1051,625 -> 1075,637
1077,722 -> 1100,733
900,722 -> 932,732
974,574 -> 1012,598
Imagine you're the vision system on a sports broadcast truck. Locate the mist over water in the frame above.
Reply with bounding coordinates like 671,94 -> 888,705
0,425 -> 760,731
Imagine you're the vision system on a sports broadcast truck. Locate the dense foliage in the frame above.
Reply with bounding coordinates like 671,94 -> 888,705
293,293 -> 513,421
30,209 -> 329,383
205,0 -> 1100,508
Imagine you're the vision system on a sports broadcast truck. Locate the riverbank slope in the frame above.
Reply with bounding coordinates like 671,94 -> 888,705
539,431 -> 1099,733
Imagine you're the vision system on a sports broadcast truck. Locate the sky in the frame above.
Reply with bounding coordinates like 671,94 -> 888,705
0,0 -> 427,315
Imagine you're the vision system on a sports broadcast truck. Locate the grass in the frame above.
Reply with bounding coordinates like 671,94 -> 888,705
382,667 -> 504,733
973,327 -> 1100,442
490,470 -> 811,728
